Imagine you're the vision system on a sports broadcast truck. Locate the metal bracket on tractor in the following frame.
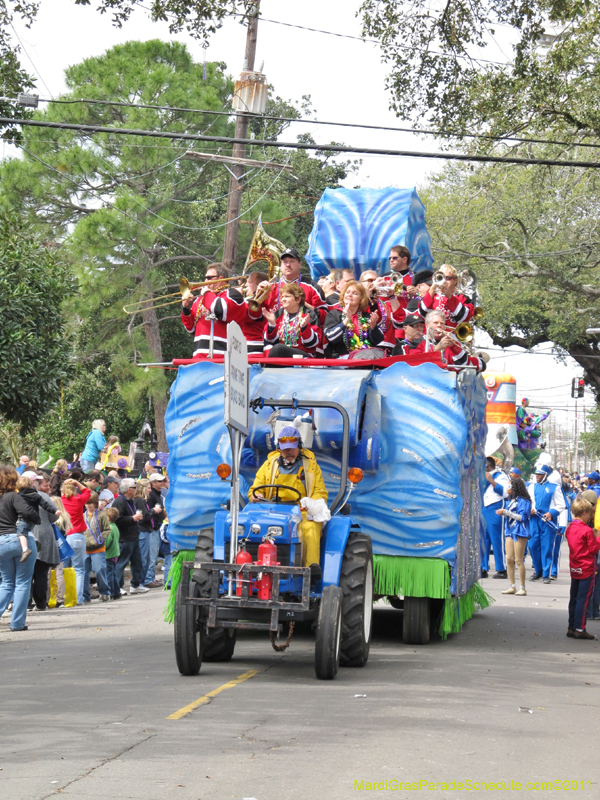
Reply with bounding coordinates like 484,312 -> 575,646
180,561 -> 311,632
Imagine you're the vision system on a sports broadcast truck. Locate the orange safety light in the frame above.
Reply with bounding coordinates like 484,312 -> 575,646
348,467 -> 364,484
216,463 -> 232,480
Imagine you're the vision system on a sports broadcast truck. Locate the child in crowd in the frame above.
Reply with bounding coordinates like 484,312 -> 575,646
16,474 -> 59,563
103,505 -> 121,600
101,436 -> 122,470
50,496 -> 72,608
565,497 -> 600,640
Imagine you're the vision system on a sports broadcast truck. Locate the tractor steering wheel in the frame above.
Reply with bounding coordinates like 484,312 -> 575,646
251,484 -> 302,504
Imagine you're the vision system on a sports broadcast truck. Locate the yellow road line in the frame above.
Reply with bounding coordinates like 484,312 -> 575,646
166,669 -> 259,719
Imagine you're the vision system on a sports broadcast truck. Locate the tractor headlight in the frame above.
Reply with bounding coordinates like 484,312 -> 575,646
267,526 -> 283,537
251,523 -> 261,535
229,525 -> 245,537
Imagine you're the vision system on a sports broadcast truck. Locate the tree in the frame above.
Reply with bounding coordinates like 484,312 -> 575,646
580,409 -> 600,459
1,41 -> 357,451
0,1 -> 36,141
0,210 -> 75,432
419,152 -> 600,395
359,1 -> 600,142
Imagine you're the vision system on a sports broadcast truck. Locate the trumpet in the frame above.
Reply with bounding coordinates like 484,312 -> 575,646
433,270 -> 447,287
122,274 -> 245,315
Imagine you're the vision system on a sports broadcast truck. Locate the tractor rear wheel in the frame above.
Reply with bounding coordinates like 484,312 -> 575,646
315,585 -> 342,680
191,527 -> 237,662
174,581 -> 202,675
402,596 -> 431,645
339,533 -> 373,667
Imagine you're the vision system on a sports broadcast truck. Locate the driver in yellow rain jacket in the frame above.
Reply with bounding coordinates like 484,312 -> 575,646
249,426 -> 327,581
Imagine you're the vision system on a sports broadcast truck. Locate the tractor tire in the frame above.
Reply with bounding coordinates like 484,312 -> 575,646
174,581 -> 202,675
315,585 -> 343,680
191,527 -> 237,662
402,596 -> 431,645
339,533 -> 373,667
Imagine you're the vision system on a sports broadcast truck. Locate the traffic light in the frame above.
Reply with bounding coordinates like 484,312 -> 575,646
571,377 -> 585,398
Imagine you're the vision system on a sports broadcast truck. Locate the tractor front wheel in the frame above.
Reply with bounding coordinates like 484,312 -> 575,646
402,596 -> 431,645
339,533 -> 373,667
191,528 -> 237,662
315,585 -> 343,680
174,581 -> 202,675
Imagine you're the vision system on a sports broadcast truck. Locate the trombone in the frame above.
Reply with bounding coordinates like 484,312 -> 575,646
122,275 -> 245,315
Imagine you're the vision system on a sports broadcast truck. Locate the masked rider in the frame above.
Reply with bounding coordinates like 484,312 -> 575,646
249,426 -> 328,582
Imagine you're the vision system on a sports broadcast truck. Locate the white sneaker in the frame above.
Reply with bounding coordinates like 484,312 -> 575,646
130,585 -> 149,594
120,588 -> 127,596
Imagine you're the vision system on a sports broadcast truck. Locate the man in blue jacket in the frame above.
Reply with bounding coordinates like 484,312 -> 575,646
527,465 -> 562,583
481,456 -> 510,578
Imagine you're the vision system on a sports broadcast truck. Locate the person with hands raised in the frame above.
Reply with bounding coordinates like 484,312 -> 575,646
263,284 -> 320,359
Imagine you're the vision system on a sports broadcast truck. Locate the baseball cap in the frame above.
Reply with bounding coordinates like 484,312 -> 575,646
403,314 -> 424,327
281,247 -> 301,261
412,269 -> 433,286
149,472 -> 166,482
510,467 -> 522,475
278,425 -> 301,450
104,475 -> 120,486
588,471 -> 600,481
580,490 -> 598,506
21,470 -> 43,481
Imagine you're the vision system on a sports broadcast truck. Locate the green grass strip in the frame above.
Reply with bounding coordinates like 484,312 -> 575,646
163,549 -> 195,624
438,581 -> 494,640
373,555 -> 450,599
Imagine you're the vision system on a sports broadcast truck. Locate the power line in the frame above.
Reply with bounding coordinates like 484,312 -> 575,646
4,116 -> 600,169
231,14 -> 507,68
14,95 -> 600,152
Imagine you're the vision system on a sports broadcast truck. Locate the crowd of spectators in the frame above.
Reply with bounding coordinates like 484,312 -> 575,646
0,420 -> 169,632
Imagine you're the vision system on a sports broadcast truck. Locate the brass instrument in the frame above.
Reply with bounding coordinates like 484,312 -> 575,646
122,274 -> 245,314
244,215 -> 286,313
473,306 -> 483,322
433,270 -> 447,287
454,321 -> 474,343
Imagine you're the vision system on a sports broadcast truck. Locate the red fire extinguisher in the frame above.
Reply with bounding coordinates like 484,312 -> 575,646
235,542 -> 253,597
256,536 -> 279,601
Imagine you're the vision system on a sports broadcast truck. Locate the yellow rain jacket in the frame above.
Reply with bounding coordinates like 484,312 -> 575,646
249,449 -> 328,566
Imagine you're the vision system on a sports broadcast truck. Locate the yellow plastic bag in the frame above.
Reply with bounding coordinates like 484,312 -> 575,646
48,569 -> 57,608
64,566 -> 78,607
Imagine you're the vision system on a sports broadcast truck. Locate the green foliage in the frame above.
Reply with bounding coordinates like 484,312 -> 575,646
34,352 -> 146,460
360,1 -> 600,141
0,210 -> 75,432
580,409 -> 600,458
0,1 -> 37,141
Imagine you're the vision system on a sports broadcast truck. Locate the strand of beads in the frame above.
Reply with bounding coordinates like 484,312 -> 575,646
344,313 -> 371,351
281,310 -> 303,346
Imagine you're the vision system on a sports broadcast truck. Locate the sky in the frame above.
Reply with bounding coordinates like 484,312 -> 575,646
4,0 -> 594,448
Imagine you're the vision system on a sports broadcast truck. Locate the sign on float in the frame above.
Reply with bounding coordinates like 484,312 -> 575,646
224,321 -> 249,435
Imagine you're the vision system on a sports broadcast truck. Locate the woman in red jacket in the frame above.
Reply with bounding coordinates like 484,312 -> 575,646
61,479 -> 91,605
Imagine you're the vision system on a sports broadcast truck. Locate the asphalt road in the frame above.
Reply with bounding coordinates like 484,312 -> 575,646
1,546 -> 599,800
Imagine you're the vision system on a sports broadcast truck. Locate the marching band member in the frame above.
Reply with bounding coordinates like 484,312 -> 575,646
180,263 -> 247,357
389,245 -> 413,291
257,247 -> 327,322
323,280 -> 386,359
527,464 -> 565,584
418,264 -> 474,330
392,313 -> 425,355
414,310 -> 486,372
359,270 -> 404,353
240,270 -> 268,354
482,456 -> 510,579
262,284 -> 320,359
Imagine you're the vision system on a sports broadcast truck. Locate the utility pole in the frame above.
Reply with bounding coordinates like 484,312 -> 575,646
223,1 -> 260,272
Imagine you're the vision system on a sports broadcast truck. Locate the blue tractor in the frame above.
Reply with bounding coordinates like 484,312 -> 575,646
173,396 -> 374,680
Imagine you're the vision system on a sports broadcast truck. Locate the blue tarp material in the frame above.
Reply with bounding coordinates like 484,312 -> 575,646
164,361 -> 487,597
305,187 -> 434,279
